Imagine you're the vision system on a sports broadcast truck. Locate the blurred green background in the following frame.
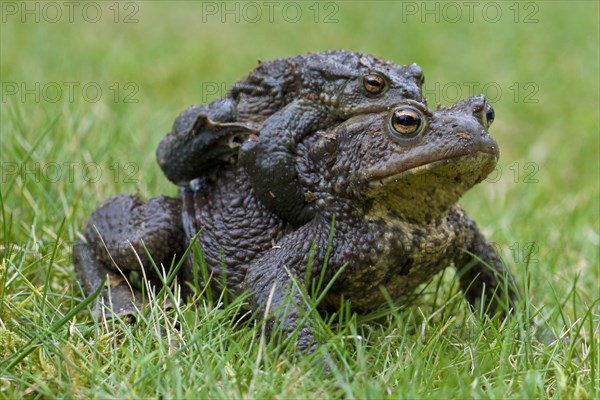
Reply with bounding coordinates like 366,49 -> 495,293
1,1 -> 598,397
1,0 -> 598,328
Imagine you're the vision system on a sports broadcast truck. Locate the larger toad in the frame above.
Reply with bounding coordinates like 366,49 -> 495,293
74,92 -> 517,352
156,50 -> 425,225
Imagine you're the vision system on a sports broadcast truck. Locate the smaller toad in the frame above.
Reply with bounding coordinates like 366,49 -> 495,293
156,50 -> 425,225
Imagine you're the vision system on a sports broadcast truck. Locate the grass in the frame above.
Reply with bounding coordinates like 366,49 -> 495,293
1,1 -> 598,398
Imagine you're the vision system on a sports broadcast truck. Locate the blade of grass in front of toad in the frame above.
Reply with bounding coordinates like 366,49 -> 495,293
1,110 -> 59,195
1,274 -> 104,372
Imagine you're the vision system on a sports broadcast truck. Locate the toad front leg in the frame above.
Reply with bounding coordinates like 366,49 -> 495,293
453,213 -> 520,316
73,195 -> 184,316
243,220 -> 331,353
240,98 -> 330,226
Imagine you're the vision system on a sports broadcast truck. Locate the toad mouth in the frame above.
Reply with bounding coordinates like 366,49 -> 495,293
368,151 -> 498,185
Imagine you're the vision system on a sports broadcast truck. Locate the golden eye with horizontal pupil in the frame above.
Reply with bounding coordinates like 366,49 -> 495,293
362,73 -> 387,94
485,103 -> 495,128
389,107 -> 425,139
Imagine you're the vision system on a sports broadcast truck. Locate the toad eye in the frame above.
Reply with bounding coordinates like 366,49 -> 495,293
388,106 -> 425,140
362,73 -> 387,95
485,103 -> 495,128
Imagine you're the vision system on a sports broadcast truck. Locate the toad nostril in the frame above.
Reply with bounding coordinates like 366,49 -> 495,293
470,94 -> 486,111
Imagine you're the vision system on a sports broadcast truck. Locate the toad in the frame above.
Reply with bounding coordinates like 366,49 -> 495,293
156,50 -> 425,225
74,95 -> 517,352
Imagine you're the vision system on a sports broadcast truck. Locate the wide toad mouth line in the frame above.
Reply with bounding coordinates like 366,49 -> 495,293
366,151 -> 498,183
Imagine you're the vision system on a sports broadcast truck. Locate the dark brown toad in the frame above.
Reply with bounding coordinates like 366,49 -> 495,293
74,93 -> 517,353
156,50 -> 425,225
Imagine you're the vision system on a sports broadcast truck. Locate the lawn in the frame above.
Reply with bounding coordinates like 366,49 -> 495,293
1,1 -> 598,398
